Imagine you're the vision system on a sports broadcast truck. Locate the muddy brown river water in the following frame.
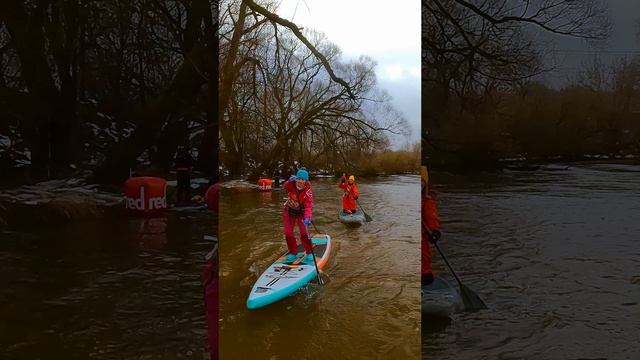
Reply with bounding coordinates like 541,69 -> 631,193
2,164 -> 636,359
0,208 -> 215,359
219,175 -> 421,360
424,162 -> 640,360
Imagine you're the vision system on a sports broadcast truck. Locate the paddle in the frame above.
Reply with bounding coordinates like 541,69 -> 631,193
308,221 -> 325,285
203,235 -> 217,262
355,199 -> 373,222
433,241 -> 487,311
424,222 -> 487,311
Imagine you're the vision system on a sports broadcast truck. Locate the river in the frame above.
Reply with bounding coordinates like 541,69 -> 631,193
0,207 -> 215,359
424,162 -> 640,359
219,175 -> 421,360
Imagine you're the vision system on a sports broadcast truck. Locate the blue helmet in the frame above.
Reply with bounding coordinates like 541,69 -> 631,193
296,169 -> 309,181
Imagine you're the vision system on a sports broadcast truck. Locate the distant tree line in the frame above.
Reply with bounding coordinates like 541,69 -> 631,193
420,0 -> 637,168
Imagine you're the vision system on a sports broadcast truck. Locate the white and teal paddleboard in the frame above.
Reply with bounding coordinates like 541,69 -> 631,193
247,234 -> 331,310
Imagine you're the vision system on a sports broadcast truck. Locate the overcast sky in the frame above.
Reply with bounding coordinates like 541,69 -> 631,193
276,0 -> 421,147
536,0 -> 640,87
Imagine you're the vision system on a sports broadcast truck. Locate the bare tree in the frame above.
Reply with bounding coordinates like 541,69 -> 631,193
575,55 -> 610,91
611,58 -> 640,112
1,0 -> 85,176
218,0 -> 408,178
423,0 -> 610,155
86,0 -> 217,183
0,1 -> 218,183
423,0 -> 609,109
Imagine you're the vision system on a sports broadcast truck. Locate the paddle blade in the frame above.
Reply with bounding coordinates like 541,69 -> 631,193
356,200 -> 373,222
459,284 -> 487,311
315,271 -> 330,285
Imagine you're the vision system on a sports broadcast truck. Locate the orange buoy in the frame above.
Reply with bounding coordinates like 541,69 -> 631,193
257,178 -> 273,192
125,177 -> 167,217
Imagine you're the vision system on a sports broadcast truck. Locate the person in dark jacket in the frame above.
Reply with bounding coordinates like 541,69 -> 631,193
174,146 -> 195,205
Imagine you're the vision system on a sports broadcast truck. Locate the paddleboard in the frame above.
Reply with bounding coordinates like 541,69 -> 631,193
422,275 -> 463,318
167,203 -> 207,212
247,234 -> 331,309
338,210 -> 366,225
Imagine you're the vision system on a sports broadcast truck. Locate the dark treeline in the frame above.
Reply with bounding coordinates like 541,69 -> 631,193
421,0 -> 640,169
219,0 -> 410,179
426,59 -> 640,168
0,0 -> 217,185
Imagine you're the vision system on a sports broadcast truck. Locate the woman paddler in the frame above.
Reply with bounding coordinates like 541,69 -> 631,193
282,169 -> 315,264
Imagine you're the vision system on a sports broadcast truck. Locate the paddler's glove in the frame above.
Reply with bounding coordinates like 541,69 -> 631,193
303,218 -> 311,226
428,230 -> 441,244
289,175 -> 297,182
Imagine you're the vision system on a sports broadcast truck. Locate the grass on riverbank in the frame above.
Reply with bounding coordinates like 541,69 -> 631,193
357,145 -> 420,176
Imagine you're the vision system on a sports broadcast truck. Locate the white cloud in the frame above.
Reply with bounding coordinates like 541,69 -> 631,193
277,0 -> 420,55
408,66 -> 421,79
378,64 -> 422,81
380,64 -> 406,80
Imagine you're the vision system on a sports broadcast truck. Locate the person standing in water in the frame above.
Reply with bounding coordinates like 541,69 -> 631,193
422,165 -> 441,285
339,174 -> 359,214
173,146 -> 195,205
272,165 -> 282,188
283,169 -> 315,264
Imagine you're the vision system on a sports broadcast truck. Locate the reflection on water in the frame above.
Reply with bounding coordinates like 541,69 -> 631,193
424,162 -> 640,359
220,175 -> 421,360
0,210 -> 215,359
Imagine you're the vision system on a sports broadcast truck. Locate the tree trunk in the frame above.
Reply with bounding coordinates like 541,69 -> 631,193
2,1 -> 60,177
88,0 -> 215,184
89,41 -> 211,184
2,0 -> 82,178
196,0 -> 219,180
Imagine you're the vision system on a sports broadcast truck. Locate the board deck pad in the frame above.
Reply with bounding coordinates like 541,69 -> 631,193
247,234 -> 331,309
422,276 -> 463,318
338,210 -> 366,225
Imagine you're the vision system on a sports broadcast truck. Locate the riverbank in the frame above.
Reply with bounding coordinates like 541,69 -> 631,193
220,171 -> 420,191
0,179 -> 123,228
426,152 -> 640,172
0,175 -> 213,229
